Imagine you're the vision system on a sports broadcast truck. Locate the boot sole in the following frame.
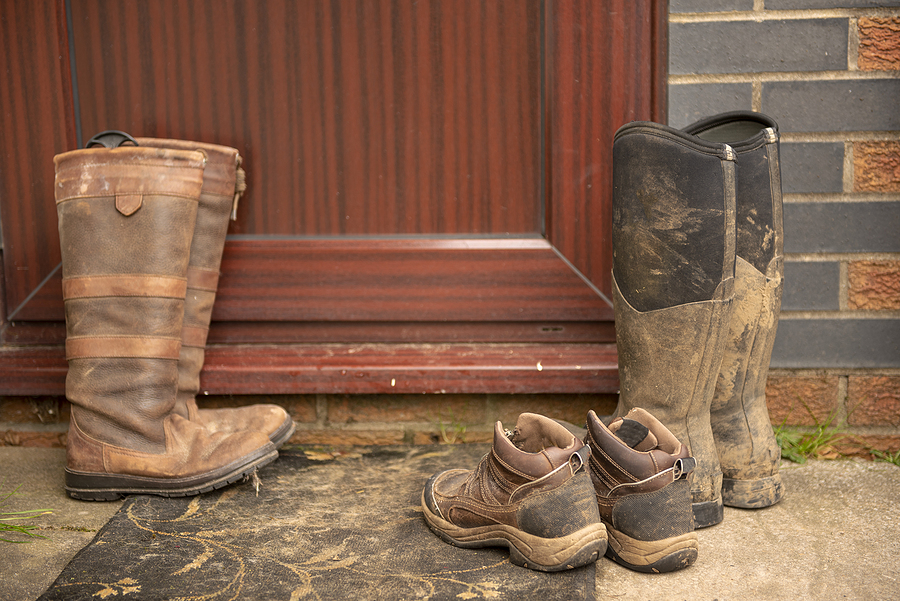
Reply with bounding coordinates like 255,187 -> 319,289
605,524 -> 699,573
692,498 -> 724,529
65,447 -> 279,501
421,490 -> 607,572
722,474 -> 785,509
269,416 -> 297,449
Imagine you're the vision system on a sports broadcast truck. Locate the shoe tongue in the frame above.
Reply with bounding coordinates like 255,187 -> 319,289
506,413 -> 574,453
611,418 -> 658,451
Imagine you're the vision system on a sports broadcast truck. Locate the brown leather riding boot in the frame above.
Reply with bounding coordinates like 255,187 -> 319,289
55,140 -> 277,500
421,413 -> 606,571
585,409 -> 699,573
136,138 -> 294,448
682,111 -> 785,509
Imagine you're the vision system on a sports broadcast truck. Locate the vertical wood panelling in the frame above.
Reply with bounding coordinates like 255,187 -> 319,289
546,0 -> 662,298
68,0 -> 542,237
0,0 -> 667,394
0,0 -> 75,320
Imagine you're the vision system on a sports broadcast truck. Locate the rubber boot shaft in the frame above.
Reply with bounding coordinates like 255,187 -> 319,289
610,121 -> 737,528
684,111 -> 785,509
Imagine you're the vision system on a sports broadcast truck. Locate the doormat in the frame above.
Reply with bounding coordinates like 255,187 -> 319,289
39,445 -> 596,600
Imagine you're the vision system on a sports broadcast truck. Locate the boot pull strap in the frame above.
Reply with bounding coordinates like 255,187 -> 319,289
232,155 -> 246,221
85,130 -> 139,149
84,130 -> 145,216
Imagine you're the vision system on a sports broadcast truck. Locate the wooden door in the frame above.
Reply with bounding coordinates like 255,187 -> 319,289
0,0 -> 667,395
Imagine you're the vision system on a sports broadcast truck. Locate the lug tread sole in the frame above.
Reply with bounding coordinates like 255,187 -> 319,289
65,449 -> 279,501
269,418 -> 297,449
605,525 -> 699,573
421,490 -> 607,572
692,497 -> 724,529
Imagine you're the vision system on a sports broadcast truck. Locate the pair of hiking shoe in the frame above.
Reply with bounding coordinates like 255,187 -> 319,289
421,409 -> 698,574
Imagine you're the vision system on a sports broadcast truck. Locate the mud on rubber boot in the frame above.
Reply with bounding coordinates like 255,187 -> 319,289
683,112 -> 786,509
610,121 -> 737,528
421,413 -> 607,572
136,138 -> 295,449
585,409 -> 699,572
55,142 -> 278,501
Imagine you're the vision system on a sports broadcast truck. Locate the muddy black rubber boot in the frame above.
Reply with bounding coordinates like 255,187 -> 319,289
610,121 -> 737,528
683,111 -> 785,509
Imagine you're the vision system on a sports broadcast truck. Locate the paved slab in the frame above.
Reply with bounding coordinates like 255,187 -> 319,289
0,447 -> 123,601
595,459 -> 900,600
1,447 -> 898,600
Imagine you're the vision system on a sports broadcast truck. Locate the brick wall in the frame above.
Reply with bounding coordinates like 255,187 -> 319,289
0,393 -> 619,449
670,0 -> 900,455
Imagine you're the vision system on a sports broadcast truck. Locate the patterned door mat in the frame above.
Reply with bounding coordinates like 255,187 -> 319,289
39,446 -> 596,600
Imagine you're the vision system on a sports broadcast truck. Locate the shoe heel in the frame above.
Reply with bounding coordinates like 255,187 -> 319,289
605,525 -> 699,573
507,527 -> 607,572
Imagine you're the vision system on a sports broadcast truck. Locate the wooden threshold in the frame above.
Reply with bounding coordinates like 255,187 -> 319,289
0,343 -> 619,396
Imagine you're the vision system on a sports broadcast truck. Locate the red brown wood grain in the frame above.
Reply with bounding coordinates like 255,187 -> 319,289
0,0 -> 667,394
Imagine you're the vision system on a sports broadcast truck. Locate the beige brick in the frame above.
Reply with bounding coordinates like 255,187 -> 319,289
291,428 -> 405,446
765,375 -> 840,427
492,394 -> 617,427
0,398 -> 36,423
854,141 -> 900,193
197,395 -> 318,424
858,17 -> 900,72
326,394 -> 485,425
0,397 -> 68,425
848,376 -> 900,427
848,261 -> 900,311
1,430 -> 67,448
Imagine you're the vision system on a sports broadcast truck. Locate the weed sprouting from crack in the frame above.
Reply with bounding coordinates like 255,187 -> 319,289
0,481 -> 53,543
774,398 -> 848,464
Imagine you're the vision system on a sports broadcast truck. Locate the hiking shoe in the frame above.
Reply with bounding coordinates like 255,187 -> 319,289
585,408 -> 699,573
421,413 -> 607,571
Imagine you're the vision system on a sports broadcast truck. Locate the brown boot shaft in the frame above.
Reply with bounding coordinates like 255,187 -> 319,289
136,138 -> 293,446
135,139 -> 241,415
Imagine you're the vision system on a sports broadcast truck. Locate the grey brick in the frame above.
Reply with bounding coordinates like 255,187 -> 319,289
783,262 -> 841,311
671,0 -> 754,12
670,20 -> 848,75
762,80 -> 900,132
771,318 -> 900,368
766,0 -> 900,9
668,83 -> 753,129
784,201 -> 900,254
780,142 -> 845,194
